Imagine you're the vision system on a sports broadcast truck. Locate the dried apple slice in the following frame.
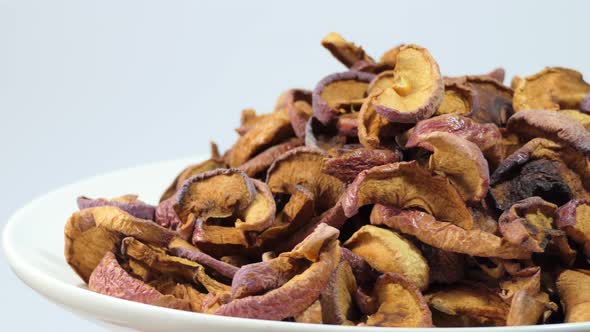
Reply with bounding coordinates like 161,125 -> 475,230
226,110 -> 294,167
378,45 -> 402,69
322,147 -> 401,183
121,237 -> 231,296
358,94 -> 403,149
274,89 -> 314,138
313,71 -> 375,125
344,225 -> 429,290
169,245 -> 239,279
556,269 -> 590,322
365,273 -> 432,327
372,45 -> 444,123
174,168 -> 256,223
403,114 -> 504,163
238,138 -> 303,177
513,67 -> 590,111
234,179 -> 275,232
64,209 -> 121,282
406,131 -> 490,202
500,268 -> 557,326
491,137 -> 590,210
160,154 -> 226,202
215,224 -> 341,320
155,196 -> 188,238
77,195 -> 156,220
256,186 -> 315,248
304,116 -> 349,152
342,161 -> 473,229
426,283 -> 509,326
371,204 -> 531,259
506,291 -> 555,326
464,76 -> 514,126
150,279 -> 208,313
487,67 -> 506,83
340,247 -> 379,287
267,147 -> 344,212
557,199 -> 590,257
321,32 -> 374,68
498,197 -> 560,253
507,109 -> 590,156
192,218 -> 251,256
89,252 -> 189,310
435,82 -> 476,116
320,261 -> 358,325
561,109 -> 590,130
295,300 -> 323,324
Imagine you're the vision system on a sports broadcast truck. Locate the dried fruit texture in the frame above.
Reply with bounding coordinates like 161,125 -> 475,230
582,93 -> 590,113
420,244 -> 465,285
304,116 -> 349,152
215,224 -> 341,320
320,261 -> 357,325
121,237 -> 231,296
313,71 -> 374,125
435,82 -> 475,116
487,67 -> 506,83
160,158 -> 226,203
358,94 -> 400,149
373,45 -> 444,123
64,209 -> 121,282
444,74 -> 514,126
498,197 -> 560,253
557,199 -> 590,257
345,225 -> 429,290
257,186 -> 315,249
192,218 -> 251,256
295,300 -> 323,324
561,109 -> 590,130
267,147 -> 344,212
365,273 -> 432,327
279,89 -> 313,138
406,131 -> 490,202
77,195 -> 156,220
426,283 -> 509,326
65,206 -> 177,282
507,109 -> 590,156
378,46 -> 402,69
65,33 -> 590,327
321,32 -> 374,68
342,161 -> 473,229
464,76 -> 514,126
175,168 -> 256,224
403,114 -> 504,167
491,138 -> 590,210
235,179 -> 276,232
556,269 -> 590,322
169,246 -> 238,279
513,67 -> 590,111
322,148 -> 401,183
149,279 -> 208,313
238,138 -> 303,177
155,197 -> 188,238
89,252 -> 189,310
226,110 -> 294,167
371,205 -> 531,259
500,268 -> 557,326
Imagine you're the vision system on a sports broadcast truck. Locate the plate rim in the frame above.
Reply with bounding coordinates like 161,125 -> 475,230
3,156 -> 590,332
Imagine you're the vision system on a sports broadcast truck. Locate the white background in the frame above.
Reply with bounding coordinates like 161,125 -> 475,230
1,0 -> 589,330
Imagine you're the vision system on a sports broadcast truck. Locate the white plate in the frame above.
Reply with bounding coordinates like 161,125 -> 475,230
3,157 -> 590,332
